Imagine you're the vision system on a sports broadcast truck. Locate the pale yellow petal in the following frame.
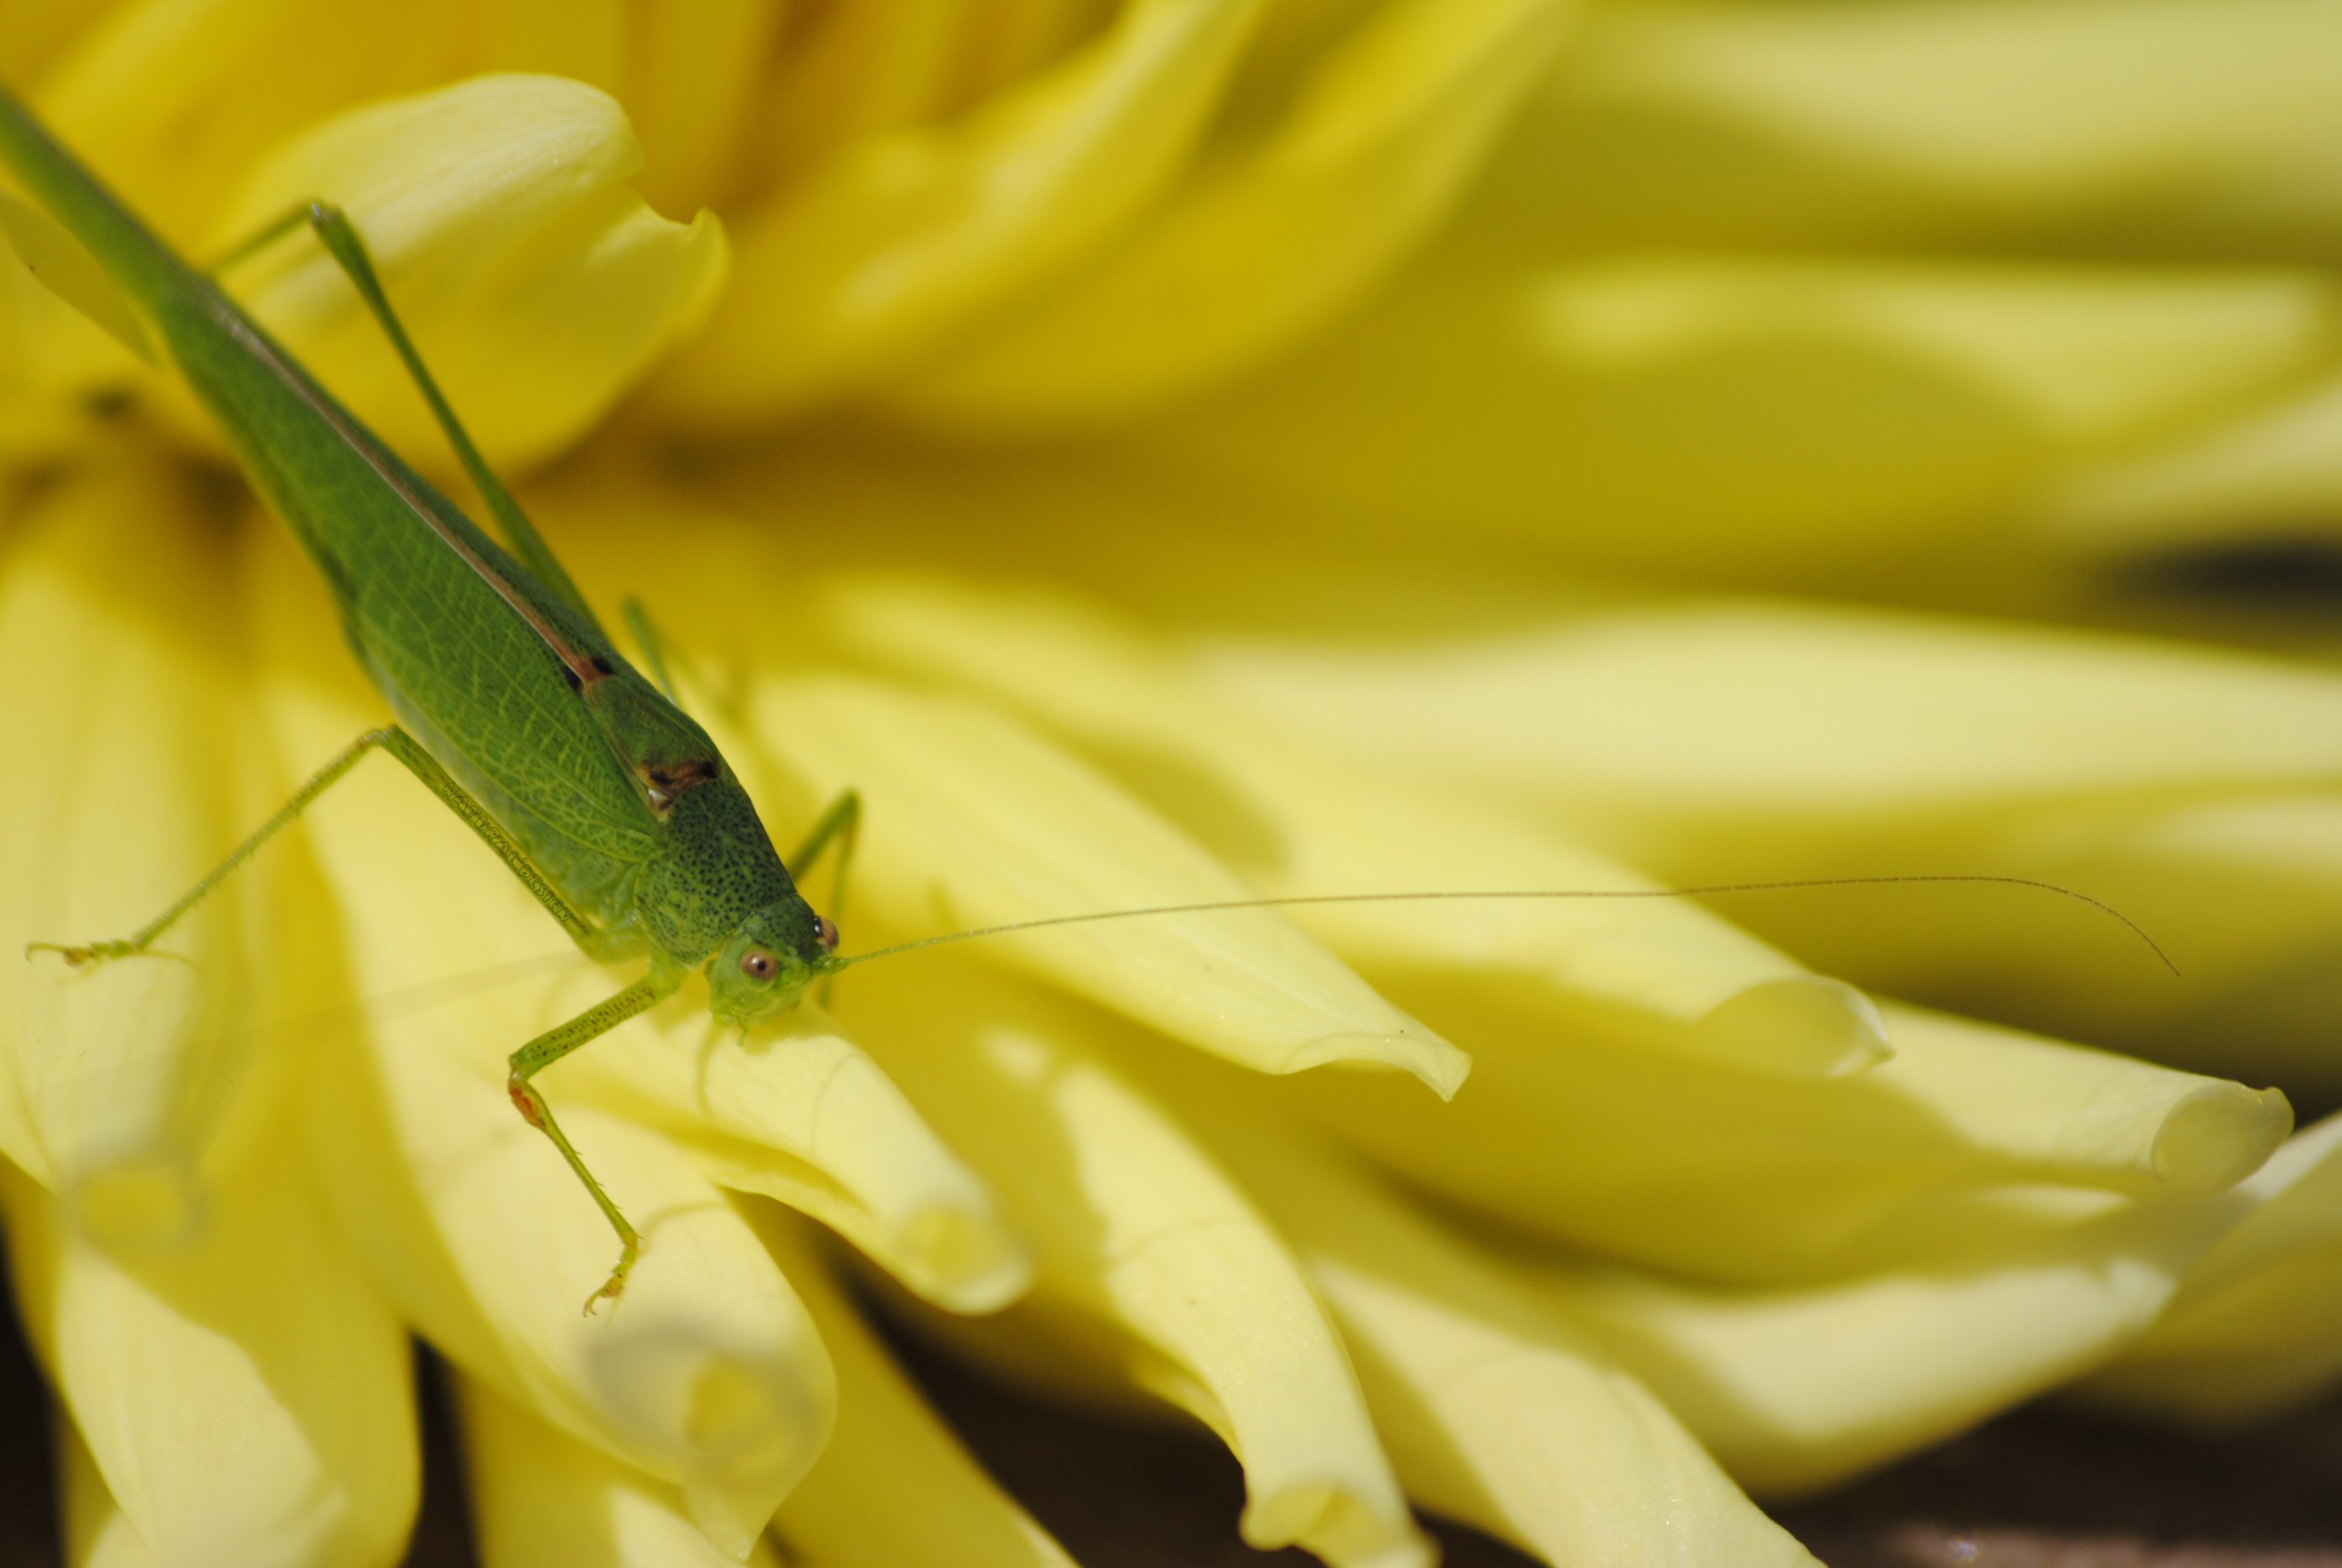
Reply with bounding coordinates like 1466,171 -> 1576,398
202,74 -> 725,468
841,958 -> 1428,1568
0,188 -> 151,363
549,1001 -> 1029,1314
1556,0 -> 2342,220
2051,372 -> 2342,555
811,572 -> 1885,1076
758,1214 -> 1079,1568
61,1421 -> 157,1568
749,670 -> 1464,1094
1298,997 -> 2284,1285
1123,1046 -> 1815,1567
623,0 -> 785,216
0,467 -> 281,1243
894,0 -> 1577,429
1516,1194 -> 2237,1495
246,530 -> 832,1560
2079,1114 -> 2342,1426
660,0 -> 1262,422
3,1136 -> 416,1568
460,1374 -> 788,1568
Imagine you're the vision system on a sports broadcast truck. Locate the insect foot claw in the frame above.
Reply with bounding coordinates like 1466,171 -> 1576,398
25,939 -> 104,966
582,1238 -> 641,1317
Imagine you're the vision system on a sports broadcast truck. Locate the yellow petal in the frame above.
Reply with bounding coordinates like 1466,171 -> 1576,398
623,0 -> 785,217
1297,997 -> 2286,1285
202,74 -> 725,468
1515,1192 -> 2237,1495
0,188 -> 151,363
3,1136 -> 417,1568
841,957 -> 1429,1568
1125,1046 -> 1816,1567
2052,372 -> 2342,556
460,1374 -> 790,1568
660,0 -> 1262,422
1196,601 -> 2342,1079
0,467 -> 280,1244
812,572 -> 1885,1076
246,530 -> 833,1559
749,670 -> 1465,1095
550,1000 -> 1029,1314
1556,0 -> 2342,219
893,0 -> 1577,429
757,1214 -> 1079,1568
2078,1113 -> 2342,1426
60,1420 -> 157,1568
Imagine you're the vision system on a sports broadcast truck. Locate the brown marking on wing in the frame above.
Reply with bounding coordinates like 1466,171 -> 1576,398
641,757 -> 718,812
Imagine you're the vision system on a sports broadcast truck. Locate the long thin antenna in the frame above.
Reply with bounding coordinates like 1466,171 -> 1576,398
832,874 -> 2180,975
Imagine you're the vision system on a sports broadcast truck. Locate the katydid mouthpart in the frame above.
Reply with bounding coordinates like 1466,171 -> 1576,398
0,90 -> 2174,1314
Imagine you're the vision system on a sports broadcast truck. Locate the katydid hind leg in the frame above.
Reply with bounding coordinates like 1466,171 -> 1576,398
28,727 -> 391,966
790,789 -> 860,1005
212,199 -> 600,631
505,970 -> 680,1312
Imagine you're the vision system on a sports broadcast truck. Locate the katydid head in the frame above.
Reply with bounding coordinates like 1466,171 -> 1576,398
707,902 -> 843,1026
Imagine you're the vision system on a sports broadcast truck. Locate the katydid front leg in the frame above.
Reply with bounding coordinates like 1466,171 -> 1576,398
506,970 -> 684,1313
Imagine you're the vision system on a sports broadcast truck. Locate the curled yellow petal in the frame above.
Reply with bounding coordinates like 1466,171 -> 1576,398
2079,1113 -> 2342,1426
1126,1046 -> 1816,1567
3,1136 -> 417,1568
749,671 -> 1466,1096
203,73 -> 725,468
1297,997 -> 2286,1284
61,1420 -> 156,1568
460,1374 -> 790,1568
894,0 -> 1577,428
661,0 -> 1262,422
813,572 -> 1885,1077
1514,1192 -> 2238,1495
757,1214 -> 1078,1568
0,467 -> 278,1245
842,957 -> 1428,1568
550,1000 -> 1030,1314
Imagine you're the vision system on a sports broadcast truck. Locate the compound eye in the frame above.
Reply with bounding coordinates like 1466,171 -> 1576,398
814,915 -> 840,954
739,948 -> 778,982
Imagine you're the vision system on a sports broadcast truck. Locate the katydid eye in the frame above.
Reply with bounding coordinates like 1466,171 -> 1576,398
740,948 -> 777,981
814,915 -> 839,954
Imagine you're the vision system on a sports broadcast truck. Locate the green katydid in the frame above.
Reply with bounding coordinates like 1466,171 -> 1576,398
0,87 -> 2176,1315
0,88 -> 861,1311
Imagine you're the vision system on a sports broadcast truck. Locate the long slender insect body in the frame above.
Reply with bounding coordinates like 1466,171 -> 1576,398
0,91 -> 2174,1310
0,90 -> 842,1308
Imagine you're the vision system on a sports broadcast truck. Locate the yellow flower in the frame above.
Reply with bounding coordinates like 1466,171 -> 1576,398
4,4 -> 2342,1566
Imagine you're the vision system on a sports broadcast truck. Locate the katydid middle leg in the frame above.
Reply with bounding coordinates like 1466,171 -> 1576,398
505,969 -> 682,1312
28,725 -> 603,965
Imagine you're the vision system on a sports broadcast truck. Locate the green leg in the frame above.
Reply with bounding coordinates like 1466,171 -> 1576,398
28,726 -> 601,965
507,969 -> 681,1313
790,789 -> 861,1005
211,200 -> 598,629
621,598 -> 681,705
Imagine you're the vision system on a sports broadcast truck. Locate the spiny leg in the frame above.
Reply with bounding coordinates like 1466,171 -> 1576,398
790,789 -> 861,1005
506,970 -> 681,1312
211,199 -> 598,629
29,726 -> 601,965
